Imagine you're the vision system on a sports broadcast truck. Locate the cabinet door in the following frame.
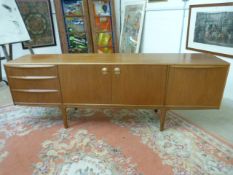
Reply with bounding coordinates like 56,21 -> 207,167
59,65 -> 111,104
166,66 -> 229,108
112,65 -> 167,106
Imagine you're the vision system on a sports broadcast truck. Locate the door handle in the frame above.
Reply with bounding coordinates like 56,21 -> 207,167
114,67 -> 120,75
101,67 -> 108,75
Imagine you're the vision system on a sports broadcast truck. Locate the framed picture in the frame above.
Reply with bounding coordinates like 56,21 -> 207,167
186,3 -> 233,58
119,1 -> 146,53
16,0 -> 56,49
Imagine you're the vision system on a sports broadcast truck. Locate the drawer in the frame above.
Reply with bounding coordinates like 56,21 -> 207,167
12,89 -> 62,104
5,65 -> 57,76
8,76 -> 60,89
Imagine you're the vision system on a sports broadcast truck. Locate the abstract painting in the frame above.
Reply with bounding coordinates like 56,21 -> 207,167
62,0 -> 83,16
64,17 -> 88,53
187,3 -> 233,58
93,1 -> 111,16
0,0 -> 30,45
119,1 -> 146,53
16,0 -> 56,49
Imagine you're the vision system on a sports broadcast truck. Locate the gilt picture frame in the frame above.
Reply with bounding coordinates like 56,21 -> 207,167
16,0 -> 56,49
186,3 -> 233,58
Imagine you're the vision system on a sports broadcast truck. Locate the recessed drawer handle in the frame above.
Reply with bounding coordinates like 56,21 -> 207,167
12,89 -> 59,93
101,67 -> 108,75
7,65 -> 56,68
9,76 -> 57,80
114,67 -> 120,75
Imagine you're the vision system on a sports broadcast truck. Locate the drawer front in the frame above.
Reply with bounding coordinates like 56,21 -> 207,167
12,90 -> 61,104
5,65 -> 58,76
166,66 -> 228,108
8,77 -> 60,90
6,65 -> 62,105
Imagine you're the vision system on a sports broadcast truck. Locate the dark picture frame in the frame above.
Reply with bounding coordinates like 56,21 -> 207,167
16,0 -> 56,49
186,3 -> 233,58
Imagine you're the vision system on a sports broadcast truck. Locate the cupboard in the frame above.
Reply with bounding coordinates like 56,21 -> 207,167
5,53 -> 229,131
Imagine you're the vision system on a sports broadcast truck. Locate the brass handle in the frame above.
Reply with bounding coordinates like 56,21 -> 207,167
114,67 -> 120,75
101,67 -> 108,75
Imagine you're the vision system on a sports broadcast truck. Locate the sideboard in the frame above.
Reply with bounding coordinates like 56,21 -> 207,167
4,54 -> 229,131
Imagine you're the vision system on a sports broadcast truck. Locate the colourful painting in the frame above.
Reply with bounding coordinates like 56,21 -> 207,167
120,2 -> 146,53
93,0 -> 111,16
65,17 -> 85,34
97,47 -> 113,53
67,33 -> 88,53
63,0 -> 83,16
97,32 -> 112,47
95,17 -> 111,32
64,17 -> 88,53
16,0 -> 56,49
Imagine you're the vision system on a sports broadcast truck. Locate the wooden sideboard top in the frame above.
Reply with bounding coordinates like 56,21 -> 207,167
5,53 -> 229,66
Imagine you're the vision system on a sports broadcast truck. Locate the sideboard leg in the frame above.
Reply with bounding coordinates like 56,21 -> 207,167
60,106 -> 68,128
159,109 -> 167,131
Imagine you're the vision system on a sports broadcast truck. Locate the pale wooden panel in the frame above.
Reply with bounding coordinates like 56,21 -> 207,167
166,66 -> 229,107
58,65 -> 112,104
12,91 -> 61,104
112,65 -> 167,105
5,65 -> 57,76
8,78 -> 60,90
4,53 -> 229,65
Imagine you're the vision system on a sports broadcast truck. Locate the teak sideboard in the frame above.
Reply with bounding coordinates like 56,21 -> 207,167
4,54 -> 229,131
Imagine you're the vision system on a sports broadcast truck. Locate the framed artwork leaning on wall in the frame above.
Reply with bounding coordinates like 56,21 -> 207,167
119,1 -> 146,53
186,2 -> 233,58
16,0 -> 56,49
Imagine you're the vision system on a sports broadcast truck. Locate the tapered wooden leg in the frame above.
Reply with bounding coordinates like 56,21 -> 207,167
159,108 -> 167,131
60,106 -> 68,128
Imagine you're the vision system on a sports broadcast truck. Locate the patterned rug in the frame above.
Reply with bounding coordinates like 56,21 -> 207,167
0,105 -> 232,175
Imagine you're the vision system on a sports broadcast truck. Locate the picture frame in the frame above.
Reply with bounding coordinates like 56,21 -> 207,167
186,3 -> 233,58
119,1 -> 146,53
16,0 -> 56,49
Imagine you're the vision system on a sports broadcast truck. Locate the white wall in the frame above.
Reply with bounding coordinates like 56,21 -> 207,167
142,0 -> 233,100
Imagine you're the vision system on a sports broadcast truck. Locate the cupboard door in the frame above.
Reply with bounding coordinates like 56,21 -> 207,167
166,66 -> 229,108
112,65 -> 167,106
59,65 -> 111,104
